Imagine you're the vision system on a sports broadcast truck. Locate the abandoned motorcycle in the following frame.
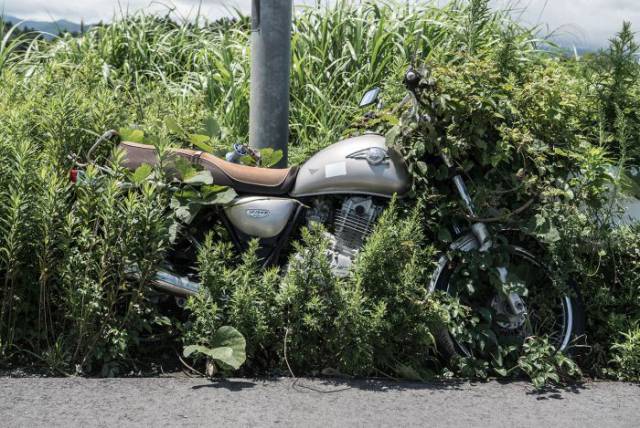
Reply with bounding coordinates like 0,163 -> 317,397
71,68 -> 584,361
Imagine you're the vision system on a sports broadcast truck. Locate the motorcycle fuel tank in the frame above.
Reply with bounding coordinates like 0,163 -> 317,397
224,197 -> 300,238
290,134 -> 410,198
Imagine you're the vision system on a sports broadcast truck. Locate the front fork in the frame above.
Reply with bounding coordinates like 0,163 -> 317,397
445,155 -> 526,318
442,152 -> 492,251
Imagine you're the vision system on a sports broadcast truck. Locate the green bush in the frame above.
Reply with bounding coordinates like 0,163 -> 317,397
185,202 -> 446,378
610,327 -> 640,381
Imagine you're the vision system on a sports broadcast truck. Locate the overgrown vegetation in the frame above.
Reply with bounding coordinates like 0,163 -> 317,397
0,0 -> 638,385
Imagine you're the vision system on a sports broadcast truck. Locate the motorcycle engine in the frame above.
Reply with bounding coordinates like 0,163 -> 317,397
306,196 -> 384,277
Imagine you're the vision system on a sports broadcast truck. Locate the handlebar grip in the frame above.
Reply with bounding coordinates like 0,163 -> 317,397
403,66 -> 421,90
85,129 -> 119,165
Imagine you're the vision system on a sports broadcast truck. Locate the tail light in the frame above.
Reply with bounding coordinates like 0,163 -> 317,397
69,169 -> 79,183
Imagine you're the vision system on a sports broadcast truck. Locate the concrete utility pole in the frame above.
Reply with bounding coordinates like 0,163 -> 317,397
249,0 -> 293,168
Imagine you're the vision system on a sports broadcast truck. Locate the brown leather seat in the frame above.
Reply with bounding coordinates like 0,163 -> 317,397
118,141 -> 298,195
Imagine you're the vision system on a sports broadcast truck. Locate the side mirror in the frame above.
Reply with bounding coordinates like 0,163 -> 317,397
359,87 -> 381,107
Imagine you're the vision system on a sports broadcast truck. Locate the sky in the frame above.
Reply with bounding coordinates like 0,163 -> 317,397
1,0 -> 639,49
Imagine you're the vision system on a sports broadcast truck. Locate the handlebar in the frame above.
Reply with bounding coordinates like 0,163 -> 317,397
225,143 -> 261,165
70,129 -> 119,168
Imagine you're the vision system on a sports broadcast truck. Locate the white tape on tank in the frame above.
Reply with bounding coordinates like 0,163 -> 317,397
325,162 -> 347,178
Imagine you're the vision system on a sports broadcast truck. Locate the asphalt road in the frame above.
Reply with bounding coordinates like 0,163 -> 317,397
1,377 -> 638,427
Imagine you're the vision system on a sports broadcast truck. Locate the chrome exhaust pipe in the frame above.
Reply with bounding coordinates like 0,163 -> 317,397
152,270 -> 200,297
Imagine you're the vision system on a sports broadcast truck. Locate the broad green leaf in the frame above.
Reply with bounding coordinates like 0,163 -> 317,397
143,134 -> 160,146
203,188 -> 237,205
205,347 -> 235,363
183,346 -> 240,370
168,221 -> 180,244
119,128 -> 144,143
259,148 -> 284,167
210,326 -> 246,369
202,184 -> 230,195
172,190 -> 200,201
173,157 -> 197,180
204,116 -> 221,139
494,367 -> 508,377
183,344 -> 212,358
385,125 -> 401,146
189,134 -> 215,153
131,163 -> 153,184
240,155 -> 257,166
183,170 -> 214,185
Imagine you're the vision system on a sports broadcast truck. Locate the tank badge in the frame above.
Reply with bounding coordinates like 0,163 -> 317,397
246,209 -> 270,218
347,147 -> 389,165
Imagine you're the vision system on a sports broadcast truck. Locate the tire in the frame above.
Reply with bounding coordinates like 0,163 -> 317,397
432,245 -> 586,364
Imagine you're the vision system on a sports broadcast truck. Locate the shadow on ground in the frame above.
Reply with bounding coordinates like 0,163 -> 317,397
189,376 -> 612,401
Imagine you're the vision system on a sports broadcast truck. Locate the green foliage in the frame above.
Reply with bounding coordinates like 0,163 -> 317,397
0,139 -> 171,374
610,327 -> 640,381
186,236 -> 280,370
517,336 -> 582,390
57,165 -> 171,375
183,326 -> 247,372
0,1 -> 639,385
277,225 -> 385,375
184,203 -> 446,378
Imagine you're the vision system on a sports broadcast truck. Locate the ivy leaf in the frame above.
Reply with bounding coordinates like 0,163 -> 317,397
259,148 -> 284,167
168,221 -> 180,244
131,163 -> 153,184
437,227 -> 452,243
477,307 -> 493,323
173,202 -> 201,224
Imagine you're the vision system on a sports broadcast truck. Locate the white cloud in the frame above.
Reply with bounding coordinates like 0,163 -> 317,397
2,0 -> 638,47
1,0 -> 248,22
492,0 -> 640,47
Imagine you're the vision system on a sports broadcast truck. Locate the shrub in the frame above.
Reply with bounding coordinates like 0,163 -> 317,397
184,202 -> 446,378
610,328 -> 640,381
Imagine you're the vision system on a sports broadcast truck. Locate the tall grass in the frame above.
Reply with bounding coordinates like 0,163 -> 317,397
8,0 -> 539,160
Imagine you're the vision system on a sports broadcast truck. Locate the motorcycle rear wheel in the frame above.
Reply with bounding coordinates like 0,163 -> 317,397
431,245 -> 586,363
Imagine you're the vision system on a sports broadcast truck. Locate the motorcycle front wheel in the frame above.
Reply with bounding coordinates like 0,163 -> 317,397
430,245 -> 586,363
